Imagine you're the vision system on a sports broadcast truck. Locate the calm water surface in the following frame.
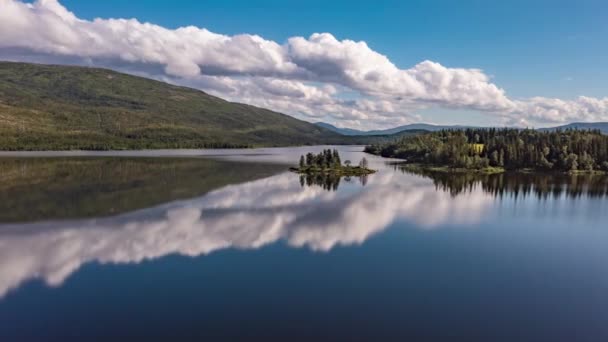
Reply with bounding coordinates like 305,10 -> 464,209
1,146 -> 607,341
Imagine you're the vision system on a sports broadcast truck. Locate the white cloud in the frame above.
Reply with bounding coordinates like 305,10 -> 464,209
512,96 -> 608,125
0,0 -> 606,127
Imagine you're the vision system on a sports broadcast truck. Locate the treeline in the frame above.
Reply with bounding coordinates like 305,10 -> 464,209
366,128 -> 608,172
0,134 -> 252,151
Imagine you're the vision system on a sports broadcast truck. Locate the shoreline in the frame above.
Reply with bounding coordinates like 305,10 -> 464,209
396,163 -> 608,176
0,145 -> 368,157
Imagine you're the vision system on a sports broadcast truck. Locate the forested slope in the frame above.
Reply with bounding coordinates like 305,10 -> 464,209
0,62 -> 344,150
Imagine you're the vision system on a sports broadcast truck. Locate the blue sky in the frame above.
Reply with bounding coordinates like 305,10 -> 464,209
6,0 -> 608,127
54,0 -> 608,96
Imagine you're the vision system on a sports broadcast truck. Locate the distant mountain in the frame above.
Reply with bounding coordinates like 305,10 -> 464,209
315,122 -> 477,136
0,62 -> 348,150
318,121 -> 608,137
366,123 -> 478,135
314,122 -> 367,136
539,122 -> 608,134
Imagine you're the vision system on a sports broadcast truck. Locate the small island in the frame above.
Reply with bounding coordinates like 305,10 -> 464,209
365,128 -> 608,174
290,149 -> 376,176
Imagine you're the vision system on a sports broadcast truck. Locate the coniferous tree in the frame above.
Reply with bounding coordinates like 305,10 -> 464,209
364,128 -> 608,172
306,152 -> 314,166
333,149 -> 341,167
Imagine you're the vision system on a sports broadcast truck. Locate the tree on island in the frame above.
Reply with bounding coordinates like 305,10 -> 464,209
292,149 -> 375,176
333,150 -> 341,167
306,152 -> 314,166
301,149 -> 344,169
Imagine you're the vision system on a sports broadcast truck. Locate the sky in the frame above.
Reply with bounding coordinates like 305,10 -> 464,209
1,0 -> 607,129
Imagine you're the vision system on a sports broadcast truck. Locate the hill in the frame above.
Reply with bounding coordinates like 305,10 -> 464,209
539,122 -> 608,134
314,122 -> 366,136
318,121 -> 608,137
0,62 -> 348,150
315,122 -> 477,136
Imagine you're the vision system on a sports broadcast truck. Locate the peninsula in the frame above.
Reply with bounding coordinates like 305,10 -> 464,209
365,128 -> 608,174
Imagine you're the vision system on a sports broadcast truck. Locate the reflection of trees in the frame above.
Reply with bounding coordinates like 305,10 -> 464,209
299,173 -> 369,191
300,173 -> 340,191
401,167 -> 608,199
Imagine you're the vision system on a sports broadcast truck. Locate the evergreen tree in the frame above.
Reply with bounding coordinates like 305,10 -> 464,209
306,152 -> 314,166
364,128 -> 608,172
333,149 -> 341,167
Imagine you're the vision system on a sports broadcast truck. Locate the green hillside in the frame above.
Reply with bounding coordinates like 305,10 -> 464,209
0,62 -> 348,150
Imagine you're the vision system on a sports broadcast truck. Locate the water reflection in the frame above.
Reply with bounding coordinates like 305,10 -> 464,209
0,157 -> 284,222
0,171 -> 490,299
299,173 -> 369,191
3,151 -> 608,301
400,166 -> 608,199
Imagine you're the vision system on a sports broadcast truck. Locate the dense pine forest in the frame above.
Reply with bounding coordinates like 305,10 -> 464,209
365,128 -> 608,172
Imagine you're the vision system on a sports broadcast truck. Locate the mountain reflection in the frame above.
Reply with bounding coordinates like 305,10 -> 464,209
400,166 -> 608,199
0,157 -> 284,222
0,172 -> 490,299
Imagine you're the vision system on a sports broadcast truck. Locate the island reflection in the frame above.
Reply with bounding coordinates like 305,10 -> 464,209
299,173 -> 369,191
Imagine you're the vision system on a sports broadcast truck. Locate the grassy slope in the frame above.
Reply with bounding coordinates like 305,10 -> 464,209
0,62 -> 349,150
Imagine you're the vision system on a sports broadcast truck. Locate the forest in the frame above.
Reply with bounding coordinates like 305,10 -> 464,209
365,128 -> 608,172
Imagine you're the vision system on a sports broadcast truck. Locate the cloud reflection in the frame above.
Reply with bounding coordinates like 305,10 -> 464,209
0,171 -> 491,298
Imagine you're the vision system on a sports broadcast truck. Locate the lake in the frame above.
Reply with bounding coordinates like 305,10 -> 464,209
1,146 -> 608,341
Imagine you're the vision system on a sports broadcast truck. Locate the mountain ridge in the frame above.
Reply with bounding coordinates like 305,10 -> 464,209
316,121 -> 608,135
538,122 -> 608,134
315,122 -> 479,136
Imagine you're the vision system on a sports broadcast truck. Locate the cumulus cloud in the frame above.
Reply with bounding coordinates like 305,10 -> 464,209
0,0 -> 606,127
511,96 -> 608,126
